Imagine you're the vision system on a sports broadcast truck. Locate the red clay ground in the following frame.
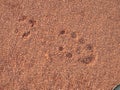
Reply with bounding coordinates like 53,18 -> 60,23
0,0 -> 120,90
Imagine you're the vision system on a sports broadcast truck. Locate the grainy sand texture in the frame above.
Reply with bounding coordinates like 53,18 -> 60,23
0,0 -> 120,90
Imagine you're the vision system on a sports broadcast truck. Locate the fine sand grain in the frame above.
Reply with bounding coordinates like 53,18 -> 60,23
0,0 -> 120,90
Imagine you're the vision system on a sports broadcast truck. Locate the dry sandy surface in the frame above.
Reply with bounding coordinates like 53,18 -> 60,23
0,0 -> 120,90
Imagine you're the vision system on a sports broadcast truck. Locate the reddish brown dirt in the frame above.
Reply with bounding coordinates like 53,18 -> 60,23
0,0 -> 120,90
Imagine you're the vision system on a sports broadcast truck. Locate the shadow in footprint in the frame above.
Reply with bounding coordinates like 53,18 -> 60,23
58,46 -> 64,51
22,31 -> 30,39
29,19 -> 36,27
59,30 -> 65,35
66,52 -> 72,58
86,44 -> 93,51
71,32 -> 77,38
78,55 -> 94,64
78,37 -> 85,44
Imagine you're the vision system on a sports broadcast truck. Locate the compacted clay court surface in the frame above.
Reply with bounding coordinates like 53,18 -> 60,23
0,0 -> 120,90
